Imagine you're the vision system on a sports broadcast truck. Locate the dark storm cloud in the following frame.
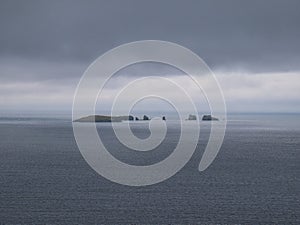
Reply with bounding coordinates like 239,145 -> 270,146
0,0 -> 300,73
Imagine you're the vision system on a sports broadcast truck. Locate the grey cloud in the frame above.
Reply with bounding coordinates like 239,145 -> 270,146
0,57 -> 86,83
0,0 -> 300,72
1,0 -> 300,113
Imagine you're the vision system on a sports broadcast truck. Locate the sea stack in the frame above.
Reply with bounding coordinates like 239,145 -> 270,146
143,115 -> 150,120
202,115 -> 219,121
187,114 -> 197,120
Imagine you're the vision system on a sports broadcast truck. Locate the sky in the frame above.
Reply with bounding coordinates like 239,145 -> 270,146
0,0 -> 300,114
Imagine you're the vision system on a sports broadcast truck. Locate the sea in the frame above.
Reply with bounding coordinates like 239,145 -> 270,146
0,113 -> 299,224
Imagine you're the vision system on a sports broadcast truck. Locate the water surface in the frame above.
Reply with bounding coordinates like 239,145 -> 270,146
0,114 -> 299,224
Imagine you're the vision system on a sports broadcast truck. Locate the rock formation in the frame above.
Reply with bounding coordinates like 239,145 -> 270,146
202,115 -> 218,121
143,115 -> 150,120
74,115 -> 134,122
187,114 -> 197,120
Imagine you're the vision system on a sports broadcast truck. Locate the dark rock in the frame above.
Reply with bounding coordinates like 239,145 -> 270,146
202,115 -> 219,121
128,115 -> 134,121
187,114 -> 197,120
74,115 -> 134,122
162,116 -> 166,121
143,115 -> 150,121
135,117 -> 139,121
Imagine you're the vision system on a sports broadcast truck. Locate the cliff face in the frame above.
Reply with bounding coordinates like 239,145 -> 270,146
74,115 -> 133,122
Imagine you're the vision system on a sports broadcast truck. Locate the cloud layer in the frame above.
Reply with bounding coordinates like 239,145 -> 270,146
0,0 -> 299,113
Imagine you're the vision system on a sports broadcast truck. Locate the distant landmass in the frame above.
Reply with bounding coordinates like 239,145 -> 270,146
202,115 -> 219,121
74,115 -> 167,122
186,114 -> 219,121
74,114 -> 219,122
187,114 -> 197,120
74,115 -> 134,122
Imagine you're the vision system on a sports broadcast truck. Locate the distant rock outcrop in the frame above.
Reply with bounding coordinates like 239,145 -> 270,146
143,115 -> 150,120
74,115 -> 134,122
162,116 -> 166,121
202,115 -> 219,121
187,114 -> 197,120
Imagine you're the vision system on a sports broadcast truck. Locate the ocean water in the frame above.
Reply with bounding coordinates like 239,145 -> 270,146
0,114 -> 299,224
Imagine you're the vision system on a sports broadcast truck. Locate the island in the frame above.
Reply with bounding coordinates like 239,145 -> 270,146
143,115 -> 150,121
75,114 -> 168,122
74,115 -> 134,122
202,115 -> 219,121
187,114 -> 197,120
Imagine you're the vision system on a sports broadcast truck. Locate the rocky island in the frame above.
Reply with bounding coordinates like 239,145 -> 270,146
74,115 -> 134,122
74,114 -> 168,122
202,115 -> 219,121
187,114 -> 197,120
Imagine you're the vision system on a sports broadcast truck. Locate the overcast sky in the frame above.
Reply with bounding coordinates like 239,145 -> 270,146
0,0 -> 299,114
